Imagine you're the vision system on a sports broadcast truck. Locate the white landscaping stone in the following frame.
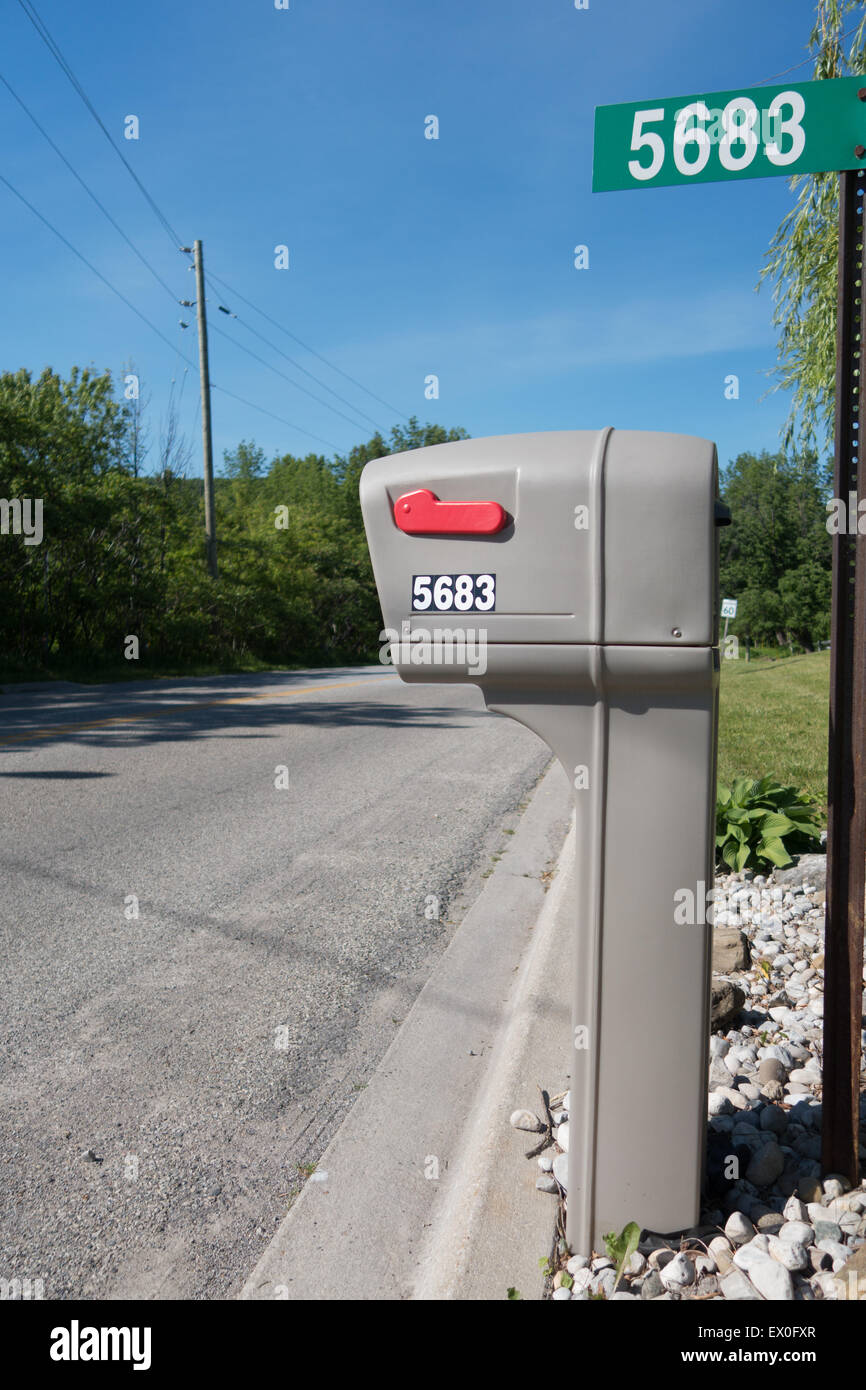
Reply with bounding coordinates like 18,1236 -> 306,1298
748,1259 -> 795,1300
811,1271 -> 839,1300
817,1239 -> 851,1270
552,1153 -> 568,1189
733,1236 -> 771,1273
648,1247 -> 677,1271
778,1222 -> 815,1250
725,1211 -> 755,1247
660,1253 -> 695,1289
717,1086 -> 749,1110
783,1196 -> 808,1223
510,1109 -> 544,1132
590,1269 -> 616,1298
759,1045 -> 794,1070
708,1236 -> 734,1273
820,1199 -> 848,1224
768,1236 -> 809,1271
720,1268 -> 761,1300
555,1122 -> 569,1153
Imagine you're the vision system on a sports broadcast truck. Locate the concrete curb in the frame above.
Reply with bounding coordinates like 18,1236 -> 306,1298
412,817 -> 575,1300
240,761 -> 573,1301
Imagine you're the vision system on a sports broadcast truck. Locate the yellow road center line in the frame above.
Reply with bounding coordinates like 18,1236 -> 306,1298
0,676 -> 395,745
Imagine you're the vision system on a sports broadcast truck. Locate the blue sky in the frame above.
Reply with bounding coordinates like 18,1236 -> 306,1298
0,0 -> 834,475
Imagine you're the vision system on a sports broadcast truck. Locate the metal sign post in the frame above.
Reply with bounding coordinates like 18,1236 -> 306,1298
823,166 -> 866,1183
593,77 -> 866,1183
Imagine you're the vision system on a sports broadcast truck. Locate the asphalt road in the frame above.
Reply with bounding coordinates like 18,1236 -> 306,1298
0,667 -> 550,1299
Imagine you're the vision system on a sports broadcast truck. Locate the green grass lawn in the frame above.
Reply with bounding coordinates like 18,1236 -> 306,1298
718,650 -> 830,818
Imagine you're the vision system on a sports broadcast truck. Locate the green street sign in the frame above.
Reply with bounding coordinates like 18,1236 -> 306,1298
593,75 -> 866,192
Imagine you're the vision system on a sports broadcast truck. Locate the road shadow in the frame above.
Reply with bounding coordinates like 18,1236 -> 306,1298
0,693 -> 489,753
0,770 -> 113,778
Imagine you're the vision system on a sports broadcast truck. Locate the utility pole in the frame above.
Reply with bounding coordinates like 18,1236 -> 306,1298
193,239 -> 218,578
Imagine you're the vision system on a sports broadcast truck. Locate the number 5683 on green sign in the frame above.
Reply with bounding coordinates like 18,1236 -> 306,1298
592,75 -> 866,192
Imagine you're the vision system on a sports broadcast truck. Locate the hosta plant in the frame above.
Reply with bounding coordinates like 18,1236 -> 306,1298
715,775 -> 822,873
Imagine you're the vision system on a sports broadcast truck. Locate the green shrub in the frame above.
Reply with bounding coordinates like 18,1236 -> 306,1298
716,775 -> 823,873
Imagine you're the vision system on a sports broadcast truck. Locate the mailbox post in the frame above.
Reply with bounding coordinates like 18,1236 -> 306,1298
361,427 -> 726,1256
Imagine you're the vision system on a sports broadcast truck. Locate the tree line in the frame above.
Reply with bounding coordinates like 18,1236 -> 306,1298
719,450 -> 832,651
0,364 -> 832,680
0,364 -> 466,677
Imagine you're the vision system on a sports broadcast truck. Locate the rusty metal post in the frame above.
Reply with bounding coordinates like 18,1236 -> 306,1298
822,166 -> 866,1184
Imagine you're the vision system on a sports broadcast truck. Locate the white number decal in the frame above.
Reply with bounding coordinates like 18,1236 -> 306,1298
413,575 -> 432,610
453,574 -> 474,611
626,89 -> 807,185
475,575 -> 495,612
628,108 -> 665,181
765,89 -> 806,166
719,97 -> 759,171
673,101 -> 711,176
433,575 -> 454,610
411,574 -> 497,612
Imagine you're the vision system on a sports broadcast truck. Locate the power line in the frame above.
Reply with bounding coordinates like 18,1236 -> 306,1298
0,68 -> 180,305
752,23 -> 863,85
209,319 -> 381,436
12,0 -> 393,454
0,172 -> 344,455
16,0 -> 189,256
206,268 -> 410,423
208,283 -> 387,433
210,382 -> 341,452
0,169 -> 197,362
0,166 -> 350,455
